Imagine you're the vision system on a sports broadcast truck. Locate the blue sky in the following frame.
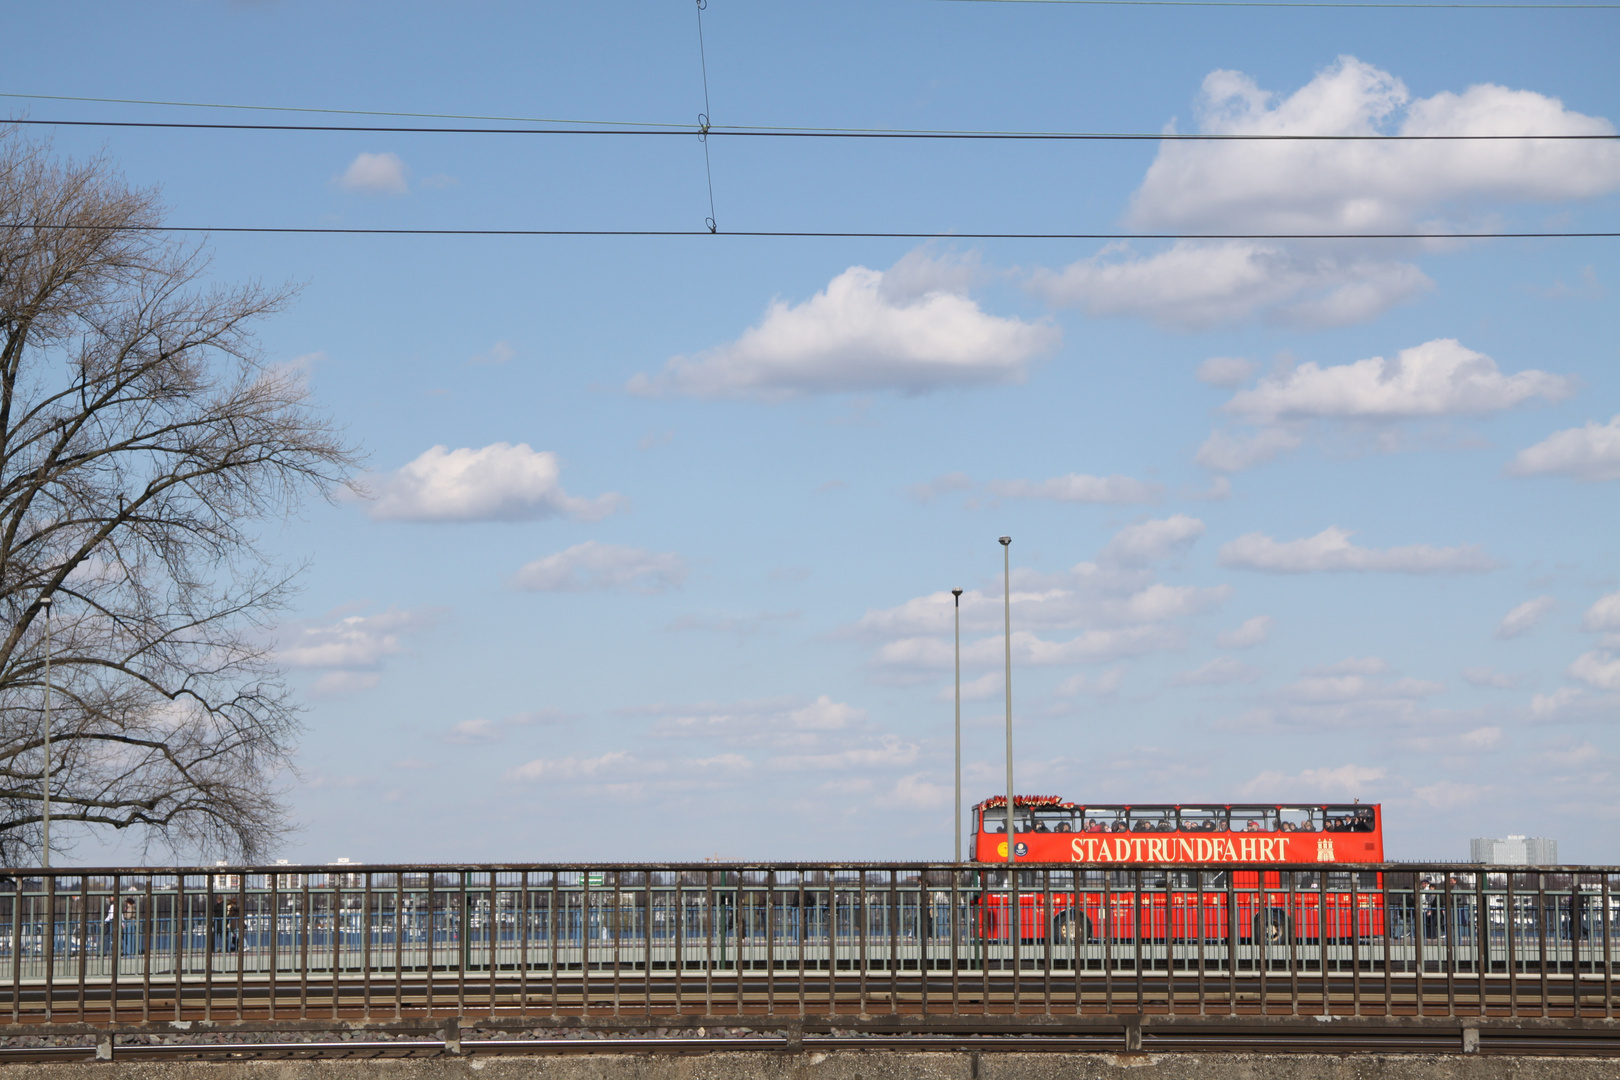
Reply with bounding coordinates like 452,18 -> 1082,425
14,1 -> 1619,864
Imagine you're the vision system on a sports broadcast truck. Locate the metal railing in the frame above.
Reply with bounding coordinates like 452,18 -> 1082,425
0,862 -> 1614,1025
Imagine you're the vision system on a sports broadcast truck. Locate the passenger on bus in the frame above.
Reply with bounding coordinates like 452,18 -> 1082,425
1086,820 -> 1106,833
1244,819 -> 1263,832
1034,820 -> 1050,832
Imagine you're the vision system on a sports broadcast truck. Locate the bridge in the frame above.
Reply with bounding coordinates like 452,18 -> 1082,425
0,861 -> 1616,1065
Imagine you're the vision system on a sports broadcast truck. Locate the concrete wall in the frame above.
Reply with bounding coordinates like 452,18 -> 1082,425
5,1053 -> 1616,1080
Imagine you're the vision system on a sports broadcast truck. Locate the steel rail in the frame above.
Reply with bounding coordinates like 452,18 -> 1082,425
2,1027 -> 1620,1062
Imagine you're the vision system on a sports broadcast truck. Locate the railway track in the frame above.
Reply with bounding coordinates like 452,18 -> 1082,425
2,1025 -> 1619,1062
6,970 -> 1615,1025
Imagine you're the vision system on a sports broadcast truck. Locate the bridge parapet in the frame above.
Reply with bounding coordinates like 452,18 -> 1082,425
0,861 -> 1613,1041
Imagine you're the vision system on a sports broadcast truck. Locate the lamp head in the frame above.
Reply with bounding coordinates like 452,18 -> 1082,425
39,596 -> 50,609
951,588 -> 963,604
998,536 -> 1011,546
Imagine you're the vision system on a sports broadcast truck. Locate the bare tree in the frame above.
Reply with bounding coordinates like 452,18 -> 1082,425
0,138 -> 357,865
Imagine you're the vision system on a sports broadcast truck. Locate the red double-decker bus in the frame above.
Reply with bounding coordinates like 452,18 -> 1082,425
972,796 -> 1386,944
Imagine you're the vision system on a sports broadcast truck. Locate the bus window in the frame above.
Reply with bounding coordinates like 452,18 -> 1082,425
1229,806 -> 1277,832
1033,807 -> 1076,832
1129,806 -> 1177,833
1324,805 -> 1375,832
1277,806 -> 1319,832
1326,871 -> 1380,890
1177,806 -> 1229,833
1083,807 -> 1127,833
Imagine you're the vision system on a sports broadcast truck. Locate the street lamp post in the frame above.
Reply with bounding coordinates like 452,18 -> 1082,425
952,587 -> 963,863
999,537 -> 1013,870
40,595 -> 51,870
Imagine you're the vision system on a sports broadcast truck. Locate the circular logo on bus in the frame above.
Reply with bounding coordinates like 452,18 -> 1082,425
997,841 -> 1008,857
1015,842 -> 1028,857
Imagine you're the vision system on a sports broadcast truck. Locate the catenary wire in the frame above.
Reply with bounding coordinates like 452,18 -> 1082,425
4,118 -> 1615,141
694,0 -> 718,232
0,224 -> 1613,239
938,0 -> 1620,8
1,97 -> 1614,141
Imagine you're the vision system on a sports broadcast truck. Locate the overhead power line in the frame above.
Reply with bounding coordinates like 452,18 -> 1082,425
2,95 -> 1614,141
1,224 -> 1613,239
0,91 -> 696,129
5,117 -> 1615,142
939,0 -> 1620,8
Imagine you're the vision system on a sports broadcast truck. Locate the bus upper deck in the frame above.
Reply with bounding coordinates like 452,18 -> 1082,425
973,797 -> 1383,865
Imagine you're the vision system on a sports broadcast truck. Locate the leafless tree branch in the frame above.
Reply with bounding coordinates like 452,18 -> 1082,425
0,135 -> 359,865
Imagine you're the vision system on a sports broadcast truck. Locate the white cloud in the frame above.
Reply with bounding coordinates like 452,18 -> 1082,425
665,610 -> 800,637
1099,514 -> 1204,566
1033,241 -> 1432,331
1570,651 -> 1620,690
1461,726 -> 1504,751
1495,596 -> 1556,639
1195,427 -> 1303,472
503,750 -> 752,784
851,519 -> 1232,679
1223,339 -> 1572,422
278,607 -> 440,669
1031,57 -> 1620,329
1217,615 -> 1273,649
508,542 -> 687,594
469,340 -> 516,366
1197,357 -> 1259,387
1583,591 -> 1620,632
907,472 -> 976,503
279,607 -> 442,697
1462,666 -> 1516,689
1240,763 -> 1386,798
1131,57 -> 1620,234
365,443 -> 622,523
1532,687 -> 1585,718
336,152 -> 409,195
1174,657 -> 1263,685
987,473 -> 1161,505
854,522 -> 1229,678
1510,415 -> 1620,481
647,696 -> 867,747
1285,671 -> 1443,704
769,735 -> 919,771
1310,657 -> 1388,676
1411,782 -> 1485,810
505,709 -> 574,727
878,625 -> 1183,671
874,773 -> 951,811
1200,339 -> 1569,472
445,719 -> 500,744
937,672 -> 1002,702
310,671 -> 381,697
628,255 -> 1059,399
1219,526 -> 1497,574
1056,667 -> 1124,696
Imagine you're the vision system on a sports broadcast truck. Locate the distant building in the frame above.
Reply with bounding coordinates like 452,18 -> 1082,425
1470,835 -> 1558,866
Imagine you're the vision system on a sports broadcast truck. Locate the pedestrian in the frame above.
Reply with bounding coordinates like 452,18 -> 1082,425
120,898 -> 140,958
